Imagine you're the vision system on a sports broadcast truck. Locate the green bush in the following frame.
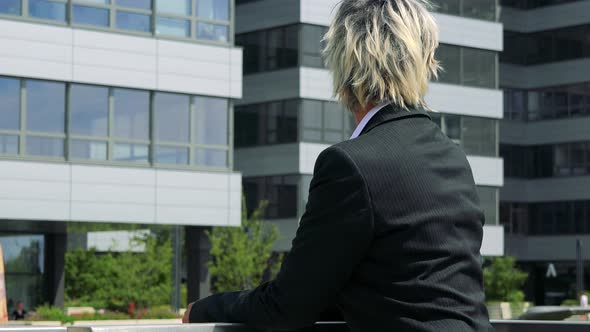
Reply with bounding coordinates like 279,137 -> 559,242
484,256 -> 528,303
65,231 -> 172,311
207,198 -> 283,292
32,305 -> 74,323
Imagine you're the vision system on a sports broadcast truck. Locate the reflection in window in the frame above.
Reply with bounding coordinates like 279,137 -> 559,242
477,186 -> 498,225
243,175 -> 298,219
0,234 -> 44,312
116,11 -> 151,32
235,100 -> 298,147
154,93 -> 190,143
155,0 -> 190,15
194,148 -> 227,167
431,0 -> 497,21
26,136 -> 64,157
72,5 -> 110,27
113,88 -> 150,140
0,135 -> 18,155
0,77 -> 20,131
194,97 -> 228,146
70,140 -> 108,160
430,113 -> 498,157
26,80 -> 65,134
501,25 -> 590,65
436,44 -> 497,89
0,0 -> 20,15
70,84 -> 109,137
154,146 -> 189,165
197,0 -> 229,21
156,17 -> 190,37
236,25 -> 299,74
300,25 -> 328,68
29,0 -> 66,21
197,23 -> 228,42
116,0 -> 151,10
113,143 -> 149,163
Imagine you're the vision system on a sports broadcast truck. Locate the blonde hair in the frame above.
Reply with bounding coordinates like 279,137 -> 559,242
323,0 -> 440,111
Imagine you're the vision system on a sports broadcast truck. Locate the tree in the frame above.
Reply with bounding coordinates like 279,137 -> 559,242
207,197 -> 282,292
65,231 -> 172,311
483,256 -> 528,303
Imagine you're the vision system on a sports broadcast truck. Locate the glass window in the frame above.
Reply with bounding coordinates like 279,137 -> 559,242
443,115 -> 461,140
113,88 -> 150,140
194,148 -> 227,167
0,77 -> 20,130
197,0 -> 229,21
155,0 -> 190,15
70,84 -> 109,137
462,48 -> 496,89
154,146 -> 189,165
235,100 -> 299,148
236,25 -> 299,74
302,100 -> 322,141
26,80 -> 65,134
26,136 -> 64,157
193,97 -> 228,146
28,0 -> 67,22
243,175 -> 298,219
301,25 -> 327,68
116,11 -> 151,32
0,135 -> 18,155
436,44 -> 461,85
463,0 -> 497,21
0,0 -> 20,15
70,140 -> 107,160
72,5 -> 110,27
197,23 -> 228,42
431,0 -> 460,16
113,143 -> 149,163
461,116 -> 498,157
156,17 -> 190,37
154,93 -> 190,143
477,186 -> 498,225
116,0 -> 151,10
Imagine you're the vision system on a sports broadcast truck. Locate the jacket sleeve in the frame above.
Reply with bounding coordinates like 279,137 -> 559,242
189,146 -> 374,331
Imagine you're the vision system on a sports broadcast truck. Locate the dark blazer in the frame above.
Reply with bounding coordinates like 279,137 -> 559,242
190,104 -> 494,332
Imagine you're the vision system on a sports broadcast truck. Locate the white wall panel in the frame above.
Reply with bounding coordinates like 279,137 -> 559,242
299,67 -> 334,102
467,156 -> 504,187
434,13 -> 503,51
0,160 -> 241,226
299,143 -> 329,175
0,20 -> 242,99
298,0 -> 503,51
427,83 -> 503,119
481,225 -> 504,257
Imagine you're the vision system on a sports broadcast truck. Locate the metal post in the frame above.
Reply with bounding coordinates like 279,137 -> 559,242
172,225 -> 182,312
577,239 -> 584,297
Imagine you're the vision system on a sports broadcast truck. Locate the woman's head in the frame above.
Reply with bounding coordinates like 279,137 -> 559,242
323,0 -> 439,112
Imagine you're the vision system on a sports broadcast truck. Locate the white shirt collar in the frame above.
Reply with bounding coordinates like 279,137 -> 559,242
349,103 -> 389,140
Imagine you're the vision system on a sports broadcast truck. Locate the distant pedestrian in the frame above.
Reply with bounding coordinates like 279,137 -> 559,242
11,301 -> 26,320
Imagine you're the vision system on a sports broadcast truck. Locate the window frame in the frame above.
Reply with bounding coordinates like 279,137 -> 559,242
0,0 -> 234,45
0,75 -> 232,172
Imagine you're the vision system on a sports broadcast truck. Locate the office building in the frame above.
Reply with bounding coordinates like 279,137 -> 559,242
0,0 -> 242,310
499,0 -> 590,304
234,0 -> 505,256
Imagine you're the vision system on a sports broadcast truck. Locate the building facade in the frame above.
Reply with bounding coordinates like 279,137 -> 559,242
499,0 -> 590,304
0,0 -> 242,311
234,0 -> 505,256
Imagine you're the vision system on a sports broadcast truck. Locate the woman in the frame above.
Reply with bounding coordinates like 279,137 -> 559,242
184,1 -> 494,330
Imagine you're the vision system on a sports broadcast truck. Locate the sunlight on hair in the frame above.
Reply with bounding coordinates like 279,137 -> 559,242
323,0 -> 440,112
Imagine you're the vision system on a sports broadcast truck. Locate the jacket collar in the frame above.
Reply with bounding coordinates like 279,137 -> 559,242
359,103 -> 431,136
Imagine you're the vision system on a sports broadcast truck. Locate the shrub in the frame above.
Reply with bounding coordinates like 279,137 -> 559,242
483,256 -> 528,303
